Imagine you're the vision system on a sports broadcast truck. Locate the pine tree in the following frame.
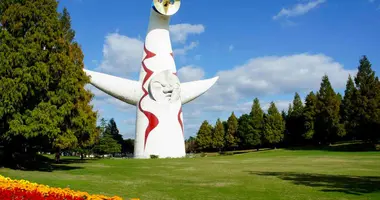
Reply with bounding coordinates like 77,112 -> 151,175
212,119 -> 225,152
105,119 -> 123,144
0,0 -> 97,163
353,56 -> 380,143
263,102 -> 285,148
303,91 -> 317,142
315,75 -> 345,144
287,92 -> 305,145
195,120 -> 213,151
237,114 -> 261,149
225,112 -> 238,150
341,75 -> 357,140
250,98 -> 264,148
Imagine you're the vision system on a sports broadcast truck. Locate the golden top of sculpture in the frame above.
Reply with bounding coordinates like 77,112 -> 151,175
152,0 -> 181,16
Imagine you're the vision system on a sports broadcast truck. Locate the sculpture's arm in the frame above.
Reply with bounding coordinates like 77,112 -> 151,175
180,76 -> 219,105
84,69 -> 142,106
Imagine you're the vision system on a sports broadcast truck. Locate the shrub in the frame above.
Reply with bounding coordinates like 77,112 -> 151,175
200,152 -> 207,157
150,154 -> 159,159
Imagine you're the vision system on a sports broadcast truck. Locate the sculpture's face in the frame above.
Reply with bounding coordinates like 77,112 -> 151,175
149,70 -> 180,103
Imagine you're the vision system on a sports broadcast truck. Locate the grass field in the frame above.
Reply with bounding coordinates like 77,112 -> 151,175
1,149 -> 380,200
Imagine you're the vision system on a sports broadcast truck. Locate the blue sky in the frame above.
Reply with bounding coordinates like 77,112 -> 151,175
58,0 -> 380,139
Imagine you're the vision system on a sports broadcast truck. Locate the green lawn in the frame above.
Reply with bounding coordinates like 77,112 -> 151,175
1,149 -> 380,200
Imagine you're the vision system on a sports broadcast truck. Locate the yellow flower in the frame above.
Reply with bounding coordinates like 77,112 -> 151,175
0,175 -> 124,200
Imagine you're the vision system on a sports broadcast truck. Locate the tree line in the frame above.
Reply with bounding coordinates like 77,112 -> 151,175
74,118 -> 135,159
187,56 -> 380,153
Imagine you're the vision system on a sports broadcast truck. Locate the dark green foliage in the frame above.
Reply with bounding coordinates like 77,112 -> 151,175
93,135 -> 121,155
123,138 -> 134,154
341,75 -> 357,139
352,56 -> 380,143
105,118 -> 124,149
0,0 -> 98,162
225,112 -> 239,149
303,92 -> 317,141
315,75 -> 345,144
185,136 -> 197,153
263,102 -> 285,148
196,120 -> 213,151
212,118 -> 225,151
238,114 -> 261,149
286,93 -> 305,145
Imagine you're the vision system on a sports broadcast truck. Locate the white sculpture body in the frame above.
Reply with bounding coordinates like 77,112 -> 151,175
84,0 -> 218,159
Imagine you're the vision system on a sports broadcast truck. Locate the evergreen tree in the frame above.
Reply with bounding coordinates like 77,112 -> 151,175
250,98 -> 264,148
212,119 -> 225,152
185,136 -> 197,153
195,120 -> 213,151
225,112 -> 239,150
93,135 -> 121,156
287,92 -> 305,145
237,114 -> 261,149
263,102 -> 285,148
303,91 -> 317,142
315,75 -> 345,144
341,75 -> 357,139
353,56 -> 380,143
123,138 -> 135,154
105,118 -> 124,146
281,110 -> 287,121
0,1 -> 97,163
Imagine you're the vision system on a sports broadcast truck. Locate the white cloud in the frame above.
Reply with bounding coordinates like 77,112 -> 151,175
96,33 -> 143,76
178,53 -> 355,137
273,0 -> 326,20
169,24 -> 205,43
203,99 -> 292,114
177,65 -> 205,82
173,41 -> 199,56
188,53 -> 355,117
213,53 -> 354,99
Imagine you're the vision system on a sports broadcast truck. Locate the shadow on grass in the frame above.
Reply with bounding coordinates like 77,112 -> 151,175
1,154 -> 94,172
248,171 -> 380,195
286,142 -> 379,152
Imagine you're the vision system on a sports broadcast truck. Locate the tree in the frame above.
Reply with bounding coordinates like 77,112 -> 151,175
185,136 -> 197,153
341,75 -> 357,139
250,98 -> 264,149
303,91 -> 317,142
237,114 -> 261,149
105,118 -> 124,147
225,112 -> 239,150
0,1 -> 98,164
93,135 -> 121,156
286,92 -> 305,145
195,120 -> 213,151
123,138 -> 134,154
212,119 -> 225,152
263,102 -> 285,148
315,75 -> 345,144
353,56 -> 380,143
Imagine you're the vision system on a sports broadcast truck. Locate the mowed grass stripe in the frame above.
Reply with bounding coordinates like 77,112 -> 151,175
1,149 -> 379,200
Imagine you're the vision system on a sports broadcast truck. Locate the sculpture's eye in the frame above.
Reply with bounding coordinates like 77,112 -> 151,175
152,0 -> 181,16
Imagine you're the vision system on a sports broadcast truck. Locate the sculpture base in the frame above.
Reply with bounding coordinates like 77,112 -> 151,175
133,153 -> 186,159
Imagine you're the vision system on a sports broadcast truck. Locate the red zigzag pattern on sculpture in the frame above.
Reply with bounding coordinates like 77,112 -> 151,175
139,45 -> 159,150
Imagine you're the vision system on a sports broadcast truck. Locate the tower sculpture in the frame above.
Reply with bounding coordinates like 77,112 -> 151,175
84,0 -> 218,158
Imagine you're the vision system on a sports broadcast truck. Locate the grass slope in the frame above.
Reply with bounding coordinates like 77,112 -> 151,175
1,150 -> 379,200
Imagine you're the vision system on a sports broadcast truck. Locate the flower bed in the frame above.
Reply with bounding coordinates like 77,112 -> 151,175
0,175 -> 123,200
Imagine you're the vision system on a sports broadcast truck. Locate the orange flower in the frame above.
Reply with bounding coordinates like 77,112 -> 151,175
0,175 -> 123,200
